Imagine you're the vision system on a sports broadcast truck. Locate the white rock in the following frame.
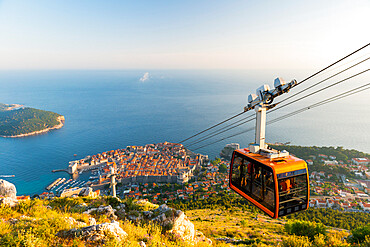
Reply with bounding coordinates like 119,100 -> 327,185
83,205 -> 117,219
0,179 -> 17,199
58,221 -> 128,242
169,211 -> 195,242
64,217 -> 87,227
0,197 -> 18,207
150,204 -> 212,244
89,217 -> 96,226
155,204 -> 170,213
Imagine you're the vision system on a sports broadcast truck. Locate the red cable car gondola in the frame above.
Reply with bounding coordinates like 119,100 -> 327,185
228,78 -> 310,218
229,148 -> 309,218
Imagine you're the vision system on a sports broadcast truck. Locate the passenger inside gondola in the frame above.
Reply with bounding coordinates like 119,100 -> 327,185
230,153 -> 276,212
278,173 -> 308,215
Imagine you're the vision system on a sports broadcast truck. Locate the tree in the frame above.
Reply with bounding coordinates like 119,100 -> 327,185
219,163 -> 228,173
211,158 -> 221,165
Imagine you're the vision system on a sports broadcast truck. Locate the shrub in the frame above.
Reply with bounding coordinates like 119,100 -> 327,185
349,224 -> 370,244
359,235 -> 370,247
0,229 -> 45,247
312,233 -> 326,247
125,198 -> 140,211
15,200 -> 38,214
135,199 -> 158,211
17,229 -> 44,247
49,197 -> 84,212
281,235 -> 311,247
324,232 -> 351,247
285,220 -> 326,241
105,196 -> 122,208
240,219 -> 248,228
0,204 -> 18,219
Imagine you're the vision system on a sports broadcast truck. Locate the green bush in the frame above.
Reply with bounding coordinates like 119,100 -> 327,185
218,163 -> 227,173
349,224 -> 370,244
105,196 -> 122,208
359,235 -> 370,247
285,220 -> 326,241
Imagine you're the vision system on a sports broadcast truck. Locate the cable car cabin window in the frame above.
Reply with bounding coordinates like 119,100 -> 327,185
277,169 -> 308,217
231,153 -> 275,212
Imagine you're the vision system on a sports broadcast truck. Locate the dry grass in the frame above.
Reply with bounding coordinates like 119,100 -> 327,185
186,207 -> 351,246
0,198 -> 353,247
187,208 -> 285,245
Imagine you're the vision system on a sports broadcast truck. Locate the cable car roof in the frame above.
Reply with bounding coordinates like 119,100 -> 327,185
234,148 -> 307,175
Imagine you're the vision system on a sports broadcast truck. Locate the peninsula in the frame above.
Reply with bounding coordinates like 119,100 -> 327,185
0,103 -> 65,138
66,142 -> 208,186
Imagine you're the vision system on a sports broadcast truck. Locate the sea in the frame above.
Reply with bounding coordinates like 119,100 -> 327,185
0,70 -> 369,195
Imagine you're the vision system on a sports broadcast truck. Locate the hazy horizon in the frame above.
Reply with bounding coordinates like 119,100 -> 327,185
0,0 -> 369,70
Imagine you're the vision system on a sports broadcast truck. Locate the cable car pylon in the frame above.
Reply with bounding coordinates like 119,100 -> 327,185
229,77 -> 310,219
247,78 -> 295,158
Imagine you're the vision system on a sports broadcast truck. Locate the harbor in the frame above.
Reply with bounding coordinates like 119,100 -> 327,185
44,176 -> 88,196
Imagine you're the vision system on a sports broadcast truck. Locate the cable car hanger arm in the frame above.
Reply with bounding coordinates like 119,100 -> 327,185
243,78 -> 297,112
242,78 -> 297,159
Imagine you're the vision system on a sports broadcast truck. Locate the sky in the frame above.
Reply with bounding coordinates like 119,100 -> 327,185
0,0 -> 369,70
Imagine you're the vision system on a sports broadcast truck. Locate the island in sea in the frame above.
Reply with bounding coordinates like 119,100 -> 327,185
0,103 -> 65,138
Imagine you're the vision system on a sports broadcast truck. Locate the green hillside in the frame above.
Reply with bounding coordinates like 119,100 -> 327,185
269,145 -> 370,163
0,106 -> 63,136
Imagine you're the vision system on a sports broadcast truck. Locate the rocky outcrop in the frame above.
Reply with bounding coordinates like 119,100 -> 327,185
88,217 -> 96,226
134,201 -> 211,245
0,179 -> 16,199
0,197 -> 18,207
57,220 -> 127,243
64,217 -> 87,228
0,179 -> 18,207
83,205 -> 117,220
57,199 -> 210,245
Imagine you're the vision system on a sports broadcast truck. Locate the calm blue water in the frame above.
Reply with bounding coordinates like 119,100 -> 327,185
0,70 -> 369,195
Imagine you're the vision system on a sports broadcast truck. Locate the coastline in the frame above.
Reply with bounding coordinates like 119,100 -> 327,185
0,116 -> 65,138
4,104 -> 24,111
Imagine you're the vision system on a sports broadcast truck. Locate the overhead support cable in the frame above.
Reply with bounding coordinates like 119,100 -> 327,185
269,83 -> 370,125
185,68 -> 369,147
191,127 -> 255,151
276,56 -> 370,106
186,114 -> 255,147
191,82 -> 370,151
179,43 -> 370,144
294,42 -> 370,87
268,68 -> 370,114
179,111 -> 246,143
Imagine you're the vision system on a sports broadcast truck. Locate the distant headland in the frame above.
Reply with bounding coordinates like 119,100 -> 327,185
0,103 -> 65,138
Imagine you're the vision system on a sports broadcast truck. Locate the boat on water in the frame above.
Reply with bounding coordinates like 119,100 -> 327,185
46,178 -> 62,190
54,178 -> 66,188
89,176 -> 99,180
